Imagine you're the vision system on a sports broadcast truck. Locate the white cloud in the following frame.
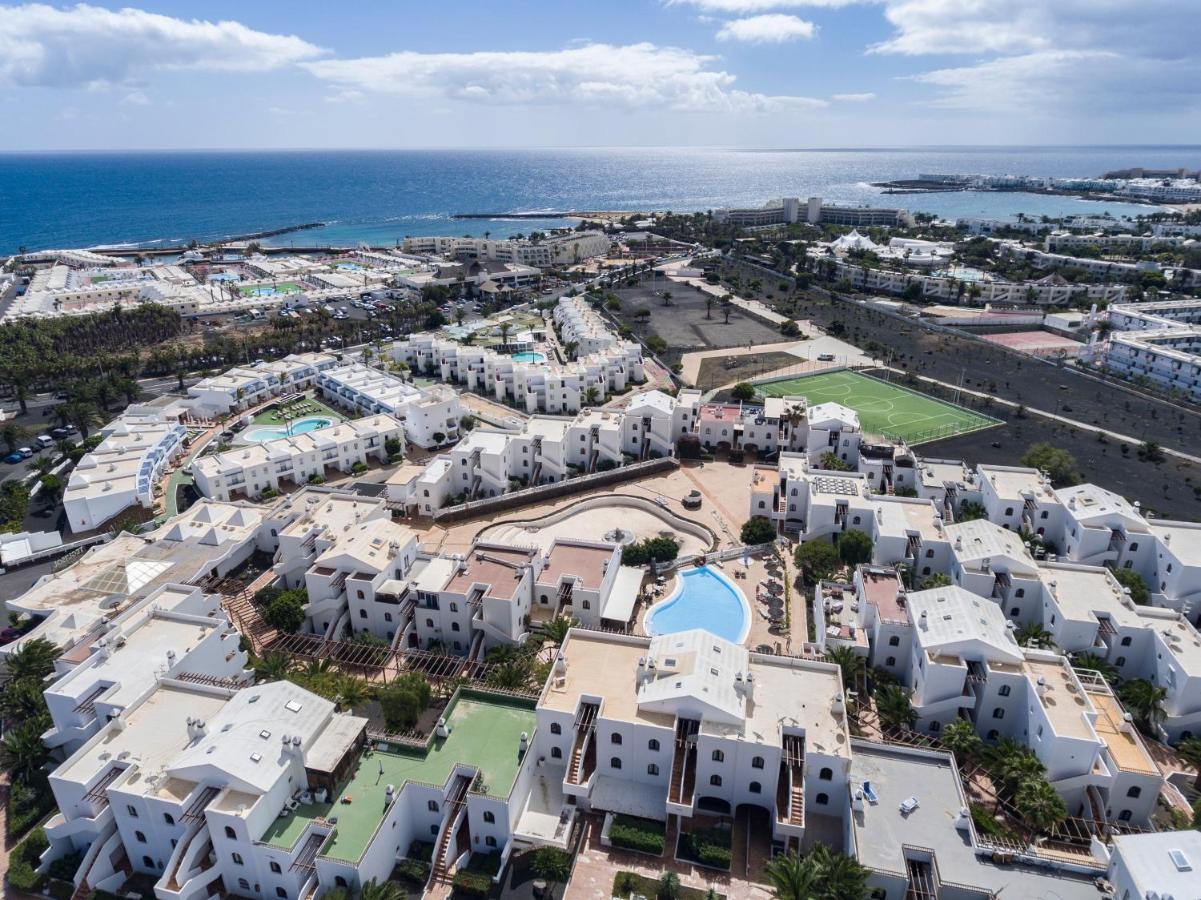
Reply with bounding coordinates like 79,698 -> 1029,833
0,3 -> 324,88
831,92 -> 875,102
670,0 -> 864,10
121,90 -> 150,106
305,42 -> 827,113
716,14 -> 816,42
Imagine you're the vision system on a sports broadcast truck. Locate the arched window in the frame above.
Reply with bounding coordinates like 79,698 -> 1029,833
270,862 -> 282,874
611,733 -> 623,745
551,722 -> 561,735
999,685 -> 1011,697
232,852 -> 244,866
1127,786 -> 1141,798
225,826 -> 236,840
611,757 -> 622,770
1121,636 -> 1132,647
648,739 -> 660,752
276,889 -> 288,899
163,813 -> 174,825
551,746 -> 562,758
710,774 -> 722,786
749,781 -> 761,794
819,767 -> 833,780
428,800 -> 439,812
648,763 -> 660,776
135,830 -> 147,843
712,749 -> 724,762
143,856 -> 154,869
816,793 -> 829,805
751,756 -> 764,769
484,811 -> 495,823
1118,810 -> 1132,821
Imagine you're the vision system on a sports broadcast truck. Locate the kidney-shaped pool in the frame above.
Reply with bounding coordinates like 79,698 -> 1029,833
646,565 -> 750,644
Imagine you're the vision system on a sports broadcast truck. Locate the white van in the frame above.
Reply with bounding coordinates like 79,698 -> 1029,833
35,434 -> 54,449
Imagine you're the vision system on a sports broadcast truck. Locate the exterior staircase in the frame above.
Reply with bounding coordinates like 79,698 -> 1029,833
669,718 -> 700,806
566,702 -> 599,786
429,774 -> 472,885
777,734 -> 805,827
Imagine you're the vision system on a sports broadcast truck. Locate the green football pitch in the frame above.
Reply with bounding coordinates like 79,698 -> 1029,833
755,369 -> 1000,445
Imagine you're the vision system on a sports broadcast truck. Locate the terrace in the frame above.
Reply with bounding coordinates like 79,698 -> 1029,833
259,694 -> 536,861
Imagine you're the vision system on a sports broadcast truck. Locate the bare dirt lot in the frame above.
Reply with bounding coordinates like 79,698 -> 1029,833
611,282 -> 783,357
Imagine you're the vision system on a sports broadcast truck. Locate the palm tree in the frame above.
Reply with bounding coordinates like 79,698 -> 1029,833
940,719 -> 983,764
533,616 -> 575,648
920,572 -> 952,589
763,851 -> 818,900
657,871 -> 680,900
3,637 -> 61,683
359,880 -> 403,900
825,645 -> 865,692
808,843 -> 870,900
334,675 -> 371,713
583,386 -> 600,405
1176,736 -> 1201,789
1015,621 -> 1056,649
1120,678 -> 1167,735
1069,652 -> 1117,684
874,683 -> 917,732
28,456 -> 55,477
0,719 -> 50,782
487,657 -> 533,691
2,422 -> 30,454
1014,777 -> 1067,833
499,322 -> 513,348
252,652 -> 292,683
986,738 -> 1045,793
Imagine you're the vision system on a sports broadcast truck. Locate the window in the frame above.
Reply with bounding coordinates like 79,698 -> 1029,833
999,685 -> 1011,697
819,767 -> 832,780
135,831 -> 147,843
816,793 -> 829,805
888,635 -> 900,646
143,856 -> 154,869
276,889 -> 288,899
1015,588 -> 1025,598
1118,810 -> 1132,822
1129,543 -> 1138,552
710,775 -> 722,786
1127,786 -> 1142,799
648,763 -> 660,776
712,750 -> 724,762
611,757 -> 622,770
450,602 -> 458,613
611,733 -> 623,745
750,781 -> 762,793
648,739 -> 660,752
551,747 -> 562,759
127,805 -> 138,818
1116,656 -> 1127,667
925,548 -> 934,558
270,862 -> 282,874
1121,636 -> 1132,647
359,609 -> 367,618
929,721 -> 941,733
239,879 -> 251,891
886,656 -> 896,666
232,852 -> 244,866
484,811 -> 495,823
164,813 -> 175,825
485,836 -> 497,848
1005,507 -> 1013,516
428,800 -> 439,812
551,722 -> 562,735
992,708 -> 1005,719
752,756 -> 764,769
426,618 -> 433,628
225,826 -> 236,840
451,622 -> 460,632
384,613 -> 392,622
987,730 -> 999,741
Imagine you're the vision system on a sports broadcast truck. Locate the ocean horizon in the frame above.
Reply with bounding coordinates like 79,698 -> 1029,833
3,145 -> 1199,255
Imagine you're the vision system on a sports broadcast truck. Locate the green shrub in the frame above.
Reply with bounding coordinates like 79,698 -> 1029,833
351,461 -> 368,474
48,850 -> 83,882
7,858 -> 42,892
740,516 -> 776,546
609,815 -> 665,855
451,869 -> 492,896
408,840 -> 434,862
307,474 -> 325,484
622,537 -> 680,567
679,826 -> 732,870
393,858 -> 429,884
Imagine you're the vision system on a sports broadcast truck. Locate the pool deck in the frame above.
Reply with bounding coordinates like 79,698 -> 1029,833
251,395 -> 343,426
259,696 -> 536,861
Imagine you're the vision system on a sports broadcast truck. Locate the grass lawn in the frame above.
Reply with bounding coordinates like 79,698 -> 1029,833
755,369 -> 1000,445
252,394 -> 343,425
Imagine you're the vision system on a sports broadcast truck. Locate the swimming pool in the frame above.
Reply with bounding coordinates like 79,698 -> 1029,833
510,350 -> 548,363
242,417 -> 335,442
647,565 -> 750,644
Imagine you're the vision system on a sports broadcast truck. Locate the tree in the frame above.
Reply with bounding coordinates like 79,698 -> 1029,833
1020,443 -> 1081,487
807,843 -> 870,900
0,719 -> 50,782
377,672 -> 432,731
819,451 -> 852,472
1175,736 -> 1201,790
985,738 -> 1045,794
763,851 -> 819,900
333,675 -> 370,713
957,501 -> 987,522
534,616 -> 574,647
920,572 -> 952,589
263,588 -> 308,634
1070,652 -> 1117,683
1119,678 -> 1167,735
874,683 -> 917,732
3,637 -> 61,683
531,847 -> 571,885
1014,777 -> 1068,833
731,382 -> 755,401
825,645 -> 864,691
837,529 -> 873,566
794,540 -> 840,584
252,652 -> 292,683
1015,621 -> 1056,649
740,516 -> 777,546
1110,567 -> 1150,605
940,719 -> 984,765
359,880 -> 403,900
657,871 -> 680,900
2,422 -> 30,454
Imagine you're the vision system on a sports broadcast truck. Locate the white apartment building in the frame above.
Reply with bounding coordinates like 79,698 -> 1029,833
1044,231 -> 1189,253
64,408 -> 189,533
402,231 -> 611,267
537,628 -> 851,852
316,364 -> 463,449
1107,831 -> 1201,899
1088,299 -> 1201,402
191,415 -> 403,502
186,354 -> 338,417
553,296 -> 629,356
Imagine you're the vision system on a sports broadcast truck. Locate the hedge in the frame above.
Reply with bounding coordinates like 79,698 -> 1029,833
451,869 -> 492,897
609,814 -> 666,855
8,827 -> 50,892
677,826 -> 732,870
393,858 -> 429,885
8,777 -> 55,838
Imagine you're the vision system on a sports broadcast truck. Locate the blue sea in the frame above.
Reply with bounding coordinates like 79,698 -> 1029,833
1,146 -> 1198,255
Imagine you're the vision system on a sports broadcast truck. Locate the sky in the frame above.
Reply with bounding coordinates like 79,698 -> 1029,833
0,0 -> 1197,150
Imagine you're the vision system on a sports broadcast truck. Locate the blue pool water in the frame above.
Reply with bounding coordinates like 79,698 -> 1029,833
510,351 -> 547,363
647,566 -> 750,644
243,417 -> 334,442
335,262 -> 365,271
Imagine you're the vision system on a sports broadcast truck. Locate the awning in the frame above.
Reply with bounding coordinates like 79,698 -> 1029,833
600,566 -> 644,624
591,774 -> 668,821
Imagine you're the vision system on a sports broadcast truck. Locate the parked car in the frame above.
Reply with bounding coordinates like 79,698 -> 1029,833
3,452 -> 24,464
16,447 -> 33,459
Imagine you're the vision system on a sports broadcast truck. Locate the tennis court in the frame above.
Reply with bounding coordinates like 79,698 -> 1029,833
755,369 -> 1000,444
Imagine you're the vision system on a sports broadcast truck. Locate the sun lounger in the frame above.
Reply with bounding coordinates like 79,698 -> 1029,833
863,782 -> 878,804
899,796 -> 919,814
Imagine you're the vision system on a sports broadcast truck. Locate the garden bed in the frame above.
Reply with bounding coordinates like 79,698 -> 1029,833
611,871 -> 726,900
675,824 -> 733,871
605,813 -> 666,856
